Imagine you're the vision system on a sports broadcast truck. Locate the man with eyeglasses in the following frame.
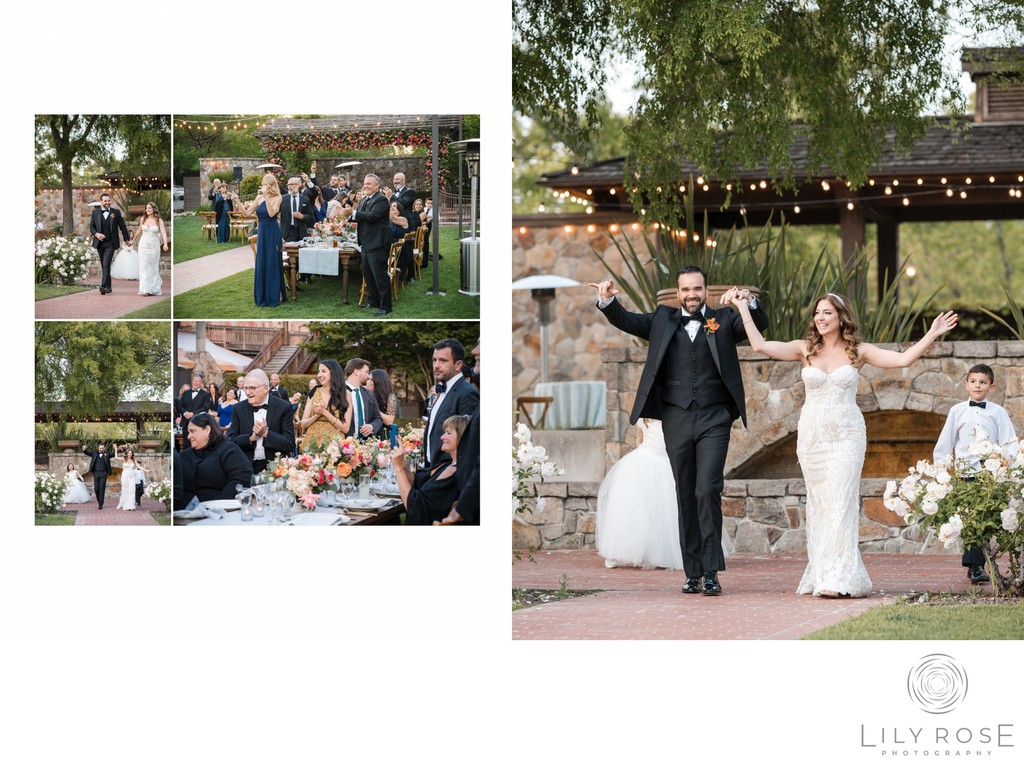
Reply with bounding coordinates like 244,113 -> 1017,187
227,369 -> 296,473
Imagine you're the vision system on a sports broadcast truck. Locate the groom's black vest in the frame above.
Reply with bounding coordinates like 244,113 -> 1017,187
659,321 -> 731,411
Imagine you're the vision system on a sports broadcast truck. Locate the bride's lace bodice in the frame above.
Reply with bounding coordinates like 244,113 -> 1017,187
139,224 -> 160,238
797,365 -> 865,452
636,419 -> 667,455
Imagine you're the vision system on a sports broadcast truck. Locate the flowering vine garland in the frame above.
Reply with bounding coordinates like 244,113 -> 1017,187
257,130 -> 451,189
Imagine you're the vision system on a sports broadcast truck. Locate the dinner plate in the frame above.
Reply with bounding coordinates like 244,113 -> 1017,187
373,490 -> 401,499
201,499 -> 242,511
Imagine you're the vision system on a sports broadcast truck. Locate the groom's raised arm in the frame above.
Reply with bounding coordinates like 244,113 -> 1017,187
590,278 -> 655,341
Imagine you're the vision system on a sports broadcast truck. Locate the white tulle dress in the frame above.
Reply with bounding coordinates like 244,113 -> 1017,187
63,469 -> 91,504
110,245 -> 139,280
795,365 -> 873,597
597,419 -> 733,569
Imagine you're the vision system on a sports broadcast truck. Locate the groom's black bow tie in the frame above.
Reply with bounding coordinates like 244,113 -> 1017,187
969,400 -> 987,408
682,314 -> 704,325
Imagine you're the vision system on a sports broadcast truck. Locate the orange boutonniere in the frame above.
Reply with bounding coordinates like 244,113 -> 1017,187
704,317 -> 719,335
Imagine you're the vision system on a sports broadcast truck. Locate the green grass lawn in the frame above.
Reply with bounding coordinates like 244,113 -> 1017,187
152,510 -> 171,526
36,284 -> 93,301
123,298 -> 172,319
35,512 -> 77,526
803,602 -> 1024,639
173,215 -> 249,264
173,225 -> 479,319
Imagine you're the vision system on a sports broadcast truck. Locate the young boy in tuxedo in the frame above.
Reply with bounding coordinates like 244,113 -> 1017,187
933,363 -> 1018,583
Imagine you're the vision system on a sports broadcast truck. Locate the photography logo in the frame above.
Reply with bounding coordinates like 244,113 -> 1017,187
907,654 -> 968,715
858,654 -> 1015,758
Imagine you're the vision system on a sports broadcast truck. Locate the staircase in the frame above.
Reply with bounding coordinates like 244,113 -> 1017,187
266,345 -> 301,374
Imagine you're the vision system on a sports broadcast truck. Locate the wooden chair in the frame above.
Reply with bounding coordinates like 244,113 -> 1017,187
199,211 -> 217,241
387,239 -> 403,297
412,226 -> 426,280
248,235 -> 258,261
229,211 -> 254,241
516,396 -> 554,429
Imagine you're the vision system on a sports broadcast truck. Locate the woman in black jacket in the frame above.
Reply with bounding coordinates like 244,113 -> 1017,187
177,413 -> 253,505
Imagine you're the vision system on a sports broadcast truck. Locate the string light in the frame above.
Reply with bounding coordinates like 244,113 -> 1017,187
902,197 -> 910,206
679,185 -> 686,193
793,205 -> 801,214
946,189 -> 954,197
702,184 -> 710,191
609,188 -> 616,195
892,179 -> 899,186
868,179 -> 876,186
563,225 -> 573,233
519,227 -> 527,234
585,206 -> 594,214
610,224 -> 620,232
696,176 -> 705,185
821,181 -> 830,191
759,180 -> 767,189
631,223 -> 640,231
571,166 -> 579,175
989,176 -> 996,183
749,183 -> 757,191
587,224 -> 596,232
917,178 -> 924,185
884,186 -> 892,195
847,202 -> 855,210
940,177 -> 947,184
960,190 -> 968,198
906,266 -> 917,277
965,177 -> 972,184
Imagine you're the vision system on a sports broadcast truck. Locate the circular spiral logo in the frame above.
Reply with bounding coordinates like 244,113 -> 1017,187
907,654 -> 968,714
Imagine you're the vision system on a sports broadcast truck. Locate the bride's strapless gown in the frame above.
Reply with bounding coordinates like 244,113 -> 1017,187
137,225 -> 162,295
795,365 -> 872,597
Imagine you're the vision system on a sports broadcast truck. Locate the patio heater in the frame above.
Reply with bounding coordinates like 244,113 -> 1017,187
511,274 -> 582,383
451,139 -> 480,296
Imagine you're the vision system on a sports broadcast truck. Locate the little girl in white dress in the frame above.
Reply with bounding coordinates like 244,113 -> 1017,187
597,419 -> 732,569
62,463 -> 91,504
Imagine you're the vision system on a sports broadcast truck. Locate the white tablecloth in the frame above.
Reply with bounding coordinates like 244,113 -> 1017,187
533,380 -> 607,429
298,247 -> 341,276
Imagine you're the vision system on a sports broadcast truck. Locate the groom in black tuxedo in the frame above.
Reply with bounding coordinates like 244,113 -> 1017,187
594,268 -> 768,595
89,193 -> 131,295
227,369 -> 296,473
84,442 -> 112,509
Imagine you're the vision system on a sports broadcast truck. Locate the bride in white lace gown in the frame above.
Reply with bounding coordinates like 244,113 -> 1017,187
597,419 -> 732,569
729,292 -> 957,597
129,201 -> 168,296
115,446 -> 138,510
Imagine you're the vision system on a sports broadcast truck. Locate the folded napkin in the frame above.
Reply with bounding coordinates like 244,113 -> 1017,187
173,507 -> 210,519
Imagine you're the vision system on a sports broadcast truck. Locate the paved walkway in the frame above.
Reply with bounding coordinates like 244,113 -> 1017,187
35,275 -> 170,319
172,246 -> 253,295
72,495 -> 162,526
512,550 -> 977,640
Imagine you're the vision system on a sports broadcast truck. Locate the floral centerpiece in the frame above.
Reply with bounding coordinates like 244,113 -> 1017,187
512,422 -> 564,516
884,438 -> 1024,595
35,236 -> 94,286
399,425 -> 424,463
268,436 -> 383,505
35,472 -> 67,514
146,478 -> 172,511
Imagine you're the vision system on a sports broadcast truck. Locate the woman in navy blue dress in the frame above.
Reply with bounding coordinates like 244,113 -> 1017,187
215,188 -> 233,243
233,173 -> 283,307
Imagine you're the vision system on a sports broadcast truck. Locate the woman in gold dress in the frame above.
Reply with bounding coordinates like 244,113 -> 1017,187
299,359 -> 352,451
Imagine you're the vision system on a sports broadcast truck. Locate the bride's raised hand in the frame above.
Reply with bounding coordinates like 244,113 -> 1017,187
930,311 -> 958,336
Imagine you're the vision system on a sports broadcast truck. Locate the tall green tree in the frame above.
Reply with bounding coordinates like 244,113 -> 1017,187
303,322 -> 479,399
514,0 -> 1024,222
35,323 -> 172,420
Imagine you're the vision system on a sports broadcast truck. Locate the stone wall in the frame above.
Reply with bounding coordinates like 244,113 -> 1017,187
515,341 -> 1024,552
36,187 -> 116,238
47,452 -> 171,488
200,157 -> 430,198
513,222 -> 649,400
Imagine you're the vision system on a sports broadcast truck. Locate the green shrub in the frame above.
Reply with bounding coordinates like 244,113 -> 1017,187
240,174 -> 264,197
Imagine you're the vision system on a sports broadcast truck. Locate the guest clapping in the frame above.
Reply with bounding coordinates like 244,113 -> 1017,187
227,369 -> 296,473
391,415 -> 468,525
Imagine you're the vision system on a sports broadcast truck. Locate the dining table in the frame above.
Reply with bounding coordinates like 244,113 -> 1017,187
283,241 -> 361,303
532,380 -> 607,429
174,497 -> 404,526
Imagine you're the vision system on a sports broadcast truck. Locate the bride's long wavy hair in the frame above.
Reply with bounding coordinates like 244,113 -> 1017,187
144,201 -> 161,220
804,293 -> 862,366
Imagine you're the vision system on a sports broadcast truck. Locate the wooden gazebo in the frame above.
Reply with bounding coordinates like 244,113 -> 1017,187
36,401 -> 172,431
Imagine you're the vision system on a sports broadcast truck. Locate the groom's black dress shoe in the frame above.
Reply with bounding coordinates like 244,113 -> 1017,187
968,564 -> 990,583
702,571 -> 722,596
682,577 -> 701,594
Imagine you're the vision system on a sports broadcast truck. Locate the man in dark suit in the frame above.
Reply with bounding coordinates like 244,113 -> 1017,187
423,338 -> 480,469
451,340 -> 481,525
593,268 -> 768,596
343,358 -> 383,438
89,193 -> 131,295
281,177 -> 315,242
179,374 -> 213,429
84,442 -> 112,509
349,174 -> 393,316
227,369 -> 296,473
389,172 -> 416,214
269,373 -> 288,400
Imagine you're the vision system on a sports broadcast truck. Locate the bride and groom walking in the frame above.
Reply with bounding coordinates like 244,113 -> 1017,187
591,268 -> 957,598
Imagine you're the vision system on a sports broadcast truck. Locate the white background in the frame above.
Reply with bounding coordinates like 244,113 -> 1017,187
1,2 -> 1019,763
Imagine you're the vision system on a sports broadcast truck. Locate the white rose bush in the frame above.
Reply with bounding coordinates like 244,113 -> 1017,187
884,438 -> 1024,595
513,422 -> 564,516
35,236 -> 94,285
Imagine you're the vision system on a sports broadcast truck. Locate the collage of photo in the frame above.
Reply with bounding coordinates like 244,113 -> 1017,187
34,113 -> 481,528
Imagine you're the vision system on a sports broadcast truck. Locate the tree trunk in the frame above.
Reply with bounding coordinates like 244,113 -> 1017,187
62,159 -> 74,237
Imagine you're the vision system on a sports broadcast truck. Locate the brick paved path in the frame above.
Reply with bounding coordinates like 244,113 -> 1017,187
35,275 -> 170,320
512,550 -> 975,640
172,246 -> 253,295
72,495 -> 162,526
